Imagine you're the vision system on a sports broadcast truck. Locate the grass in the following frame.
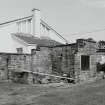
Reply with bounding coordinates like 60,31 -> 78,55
0,79 -> 105,105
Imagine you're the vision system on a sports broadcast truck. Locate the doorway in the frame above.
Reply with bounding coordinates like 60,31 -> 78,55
81,55 -> 90,71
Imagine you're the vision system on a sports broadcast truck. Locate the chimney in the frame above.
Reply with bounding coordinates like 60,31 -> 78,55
32,8 -> 41,38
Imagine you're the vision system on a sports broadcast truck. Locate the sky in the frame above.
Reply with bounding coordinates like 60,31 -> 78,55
0,0 -> 105,42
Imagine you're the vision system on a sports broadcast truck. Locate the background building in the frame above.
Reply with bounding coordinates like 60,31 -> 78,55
0,9 -> 67,53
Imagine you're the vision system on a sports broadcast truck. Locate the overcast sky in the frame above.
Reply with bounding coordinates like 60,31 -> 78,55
0,0 -> 105,42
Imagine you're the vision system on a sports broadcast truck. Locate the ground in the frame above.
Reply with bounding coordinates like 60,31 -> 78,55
0,79 -> 105,105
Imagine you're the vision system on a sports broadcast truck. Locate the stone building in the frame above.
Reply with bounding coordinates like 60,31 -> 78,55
0,38 -> 105,83
49,38 -> 97,81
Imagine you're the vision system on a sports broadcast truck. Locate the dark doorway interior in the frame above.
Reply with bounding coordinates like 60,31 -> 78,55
81,55 -> 90,70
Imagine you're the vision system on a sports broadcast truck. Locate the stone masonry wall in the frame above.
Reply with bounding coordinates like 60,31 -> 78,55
0,39 -> 99,83
75,39 -> 97,81
50,44 -> 76,78
31,47 -> 52,83
32,47 -> 52,74
0,53 -> 32,83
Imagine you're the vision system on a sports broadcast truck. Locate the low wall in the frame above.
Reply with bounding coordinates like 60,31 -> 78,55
0,53 -> 32,83
0,49 -> 52,84
0,43 -> 100,84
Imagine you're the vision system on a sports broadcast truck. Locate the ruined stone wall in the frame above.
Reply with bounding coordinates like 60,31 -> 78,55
0,49 -> 53,83
0,53 -> 31,82
31,47 -> 52,83
32,47 -> 52,74
0,54 -> 8,80
49,39 -> 98,82
0,39 -> 99,83
8,54 -> 31,72
75,39 -> 97,81
50,45 -> 76,78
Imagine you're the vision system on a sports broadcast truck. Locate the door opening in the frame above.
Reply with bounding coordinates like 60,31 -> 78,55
81,55 -> 90,70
